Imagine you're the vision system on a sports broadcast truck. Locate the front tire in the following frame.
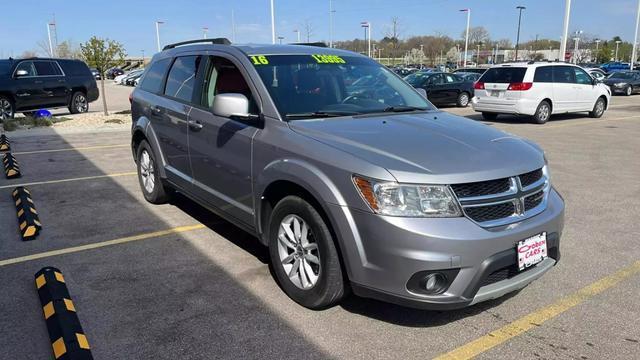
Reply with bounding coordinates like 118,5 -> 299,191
69,91 -> 89,114
532,100 -> 551,124
136,140 -> 170,204
589,97 -> 606,118
456,92 -> 470,107
268,196 -> 346,309
625,86 -> 632,96
0,96 -> 14,121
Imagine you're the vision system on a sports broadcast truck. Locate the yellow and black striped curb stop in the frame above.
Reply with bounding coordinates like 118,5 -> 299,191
12,186 -> 42,241
3,152 -> 21,179
0,134 -> 9,151
35,267 -> 93,360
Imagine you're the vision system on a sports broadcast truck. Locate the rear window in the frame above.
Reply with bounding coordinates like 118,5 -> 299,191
0,60 -> 12,75
479,67 -> 526,83
59,60 -> 92,76
139,58 -> 172,94
34,61 -> 62,76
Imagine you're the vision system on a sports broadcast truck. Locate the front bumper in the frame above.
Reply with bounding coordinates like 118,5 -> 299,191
329,188 -> 565,310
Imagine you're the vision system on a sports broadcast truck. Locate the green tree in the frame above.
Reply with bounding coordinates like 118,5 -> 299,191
80,37 -> 126,115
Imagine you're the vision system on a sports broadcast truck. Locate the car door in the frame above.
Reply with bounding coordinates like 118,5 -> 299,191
33,60 -> 68,106
634,73 -> 640,92
425,74 -> 445,103
443,73 -> 462,102
187,55 -> 259,226
572,67 -> 598,111
12,61 -> 43,110
152,55 -> 202,187
551,66 -> 577,112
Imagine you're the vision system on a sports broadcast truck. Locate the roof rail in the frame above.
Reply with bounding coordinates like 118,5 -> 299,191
162,38 -> 231,51
290,42 -> 328,48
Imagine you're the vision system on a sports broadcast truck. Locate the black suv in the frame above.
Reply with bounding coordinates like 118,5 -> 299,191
0,58 -> 99,119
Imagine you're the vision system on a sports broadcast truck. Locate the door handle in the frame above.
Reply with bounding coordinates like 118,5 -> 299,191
188,120 -> 203,131
150,106 -> 162,115
58,79 -> 65,83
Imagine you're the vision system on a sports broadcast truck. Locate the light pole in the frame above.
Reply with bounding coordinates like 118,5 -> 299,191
47,23 -> 54,57
278,36 -> 284,45
231,9 -> 236,42
515,6 -> 526,61
477,43 -> 481,64
594,39 -> 601,63
141,50 -> 145,65
615,40 -> 622,61
573,37 -> 580,64
361,22 -> 371,57
460,9 -> 471,67
155,21 -> 164,52
293,29 -> 300,43
560,0 -> 572,62
632,0 -> 640,70
329,0 -> 336,48
203,27 -> 209,39
270,0 -> 276,44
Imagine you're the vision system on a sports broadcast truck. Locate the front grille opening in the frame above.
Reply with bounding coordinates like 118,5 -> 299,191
519,169 -> 543,188
451,178 -> 510,198
524,191 -> 544,210
464,202 -> 515,223
480,265 -> 535,287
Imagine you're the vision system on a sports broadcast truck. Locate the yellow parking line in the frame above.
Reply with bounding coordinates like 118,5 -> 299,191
0,172 -> 137,190
0,224 -> 206,268
13,144 -> 129,155
434,260 -> 640,360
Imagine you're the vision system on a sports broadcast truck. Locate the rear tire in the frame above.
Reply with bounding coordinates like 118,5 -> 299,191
136,140 -> 170,204
69,91 -> 89,114
268,196 -> 346,309
456,92 -> 470,107
0,96 -> 14,121
532,100 -> 551,124
481,112 -> 498,120
589,97 -> 606,118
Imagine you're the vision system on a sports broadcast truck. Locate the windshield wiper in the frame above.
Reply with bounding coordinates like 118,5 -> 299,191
381,105 -> 430,113
285,111 -> 360,119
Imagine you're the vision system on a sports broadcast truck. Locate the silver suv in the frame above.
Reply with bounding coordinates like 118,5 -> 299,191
131,39 -> 564,310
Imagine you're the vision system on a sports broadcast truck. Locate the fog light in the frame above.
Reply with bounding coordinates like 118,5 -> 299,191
422,273 -> 447,294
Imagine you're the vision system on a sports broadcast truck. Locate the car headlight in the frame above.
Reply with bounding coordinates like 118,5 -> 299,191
352,176 -> 462,217
614,82 -> 627,87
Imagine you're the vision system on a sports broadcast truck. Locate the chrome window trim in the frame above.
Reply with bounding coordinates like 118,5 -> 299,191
12,60 -> 66,78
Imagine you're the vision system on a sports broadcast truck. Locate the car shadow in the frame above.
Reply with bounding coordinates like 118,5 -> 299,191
463,112 -> 595,125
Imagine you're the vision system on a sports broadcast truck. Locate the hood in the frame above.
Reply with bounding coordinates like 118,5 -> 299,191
604,78 -> 630,84
289,111 -> 545,184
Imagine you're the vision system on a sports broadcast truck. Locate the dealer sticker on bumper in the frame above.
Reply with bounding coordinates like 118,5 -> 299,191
517,232 -> 547,271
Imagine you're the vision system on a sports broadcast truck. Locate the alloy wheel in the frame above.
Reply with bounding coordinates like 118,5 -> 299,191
139,150 -> 155,194
0,99 -> 12,120
277,214 -> 321,290
595,99 -> 605,116
538,104 -> 550,122
75,94 -> 88,112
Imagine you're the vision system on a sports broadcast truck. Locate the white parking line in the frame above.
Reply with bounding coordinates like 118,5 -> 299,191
13,144 -> 129,155
0,172 -> 137,190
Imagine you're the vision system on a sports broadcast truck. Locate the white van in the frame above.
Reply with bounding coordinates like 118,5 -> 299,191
471,62 -> 611,124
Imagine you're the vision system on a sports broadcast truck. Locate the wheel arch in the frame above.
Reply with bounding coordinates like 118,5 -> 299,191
131,117 -> 167,178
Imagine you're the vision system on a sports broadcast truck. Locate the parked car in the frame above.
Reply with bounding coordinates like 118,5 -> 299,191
600,61 -> 630,74
472,63 -> 611,124
588,69 -> 606,81
106,67 -> 124,79
404,71 -> 474,107
125,73 -> 143,86
118,69 -> 145,85
130,39 -> 564,310
603,71 -> 640,96
455,71 -> 482,82
453,67 -> 487,75
0,57 -> 99,119
90,68 -> 101,80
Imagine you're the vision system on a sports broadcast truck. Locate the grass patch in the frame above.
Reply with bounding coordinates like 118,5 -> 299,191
1,116 -> 59,131
105,118 -> 125,124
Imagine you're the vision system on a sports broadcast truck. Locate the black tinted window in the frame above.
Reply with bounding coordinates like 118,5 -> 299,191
15,61 -> 36,76
139,58 -> 171,94
34,61 -> 62,76
59,61 -> 91,76
480,67 -> 526,83
164,56 -> 202,102
0,60 -> 12,75
533,66 -> 553,83
553,66 -> 575,83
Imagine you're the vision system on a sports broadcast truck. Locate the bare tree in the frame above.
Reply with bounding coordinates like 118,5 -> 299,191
384,17 -> 402,60
56,40 -> 81,59
462,26 -> 491,45
80,37 -> 126,116
20,50 -> 38,58
304,20 -> 314,42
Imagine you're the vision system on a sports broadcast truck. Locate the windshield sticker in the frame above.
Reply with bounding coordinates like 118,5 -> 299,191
311,54 -> 346,64
250,55 -> 269,65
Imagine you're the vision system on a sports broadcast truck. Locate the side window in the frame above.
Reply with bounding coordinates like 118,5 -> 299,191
139,58 -> 172,94
534,66 -> 553,83
573,68 -> 592,85
553,66 -> 575,84
201,57 -> 257,114
430,74 -> 444,85
164,56 -> 202,102
445,74 -> 458,83
34,61 -> 62,76
15,61 -> 36,77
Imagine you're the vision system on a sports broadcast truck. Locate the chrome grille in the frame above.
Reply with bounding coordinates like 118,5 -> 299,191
453,167 -> 550,227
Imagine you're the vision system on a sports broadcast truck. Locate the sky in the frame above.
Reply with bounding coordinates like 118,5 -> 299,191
1,0 -> 638,57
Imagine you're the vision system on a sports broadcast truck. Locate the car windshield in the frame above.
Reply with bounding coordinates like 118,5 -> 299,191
608,72 -> 635,79
0,60 -> 12,76
250,54 -> 433,119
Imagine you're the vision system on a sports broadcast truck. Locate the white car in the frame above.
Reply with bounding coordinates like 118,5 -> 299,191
471,62 -> 611,124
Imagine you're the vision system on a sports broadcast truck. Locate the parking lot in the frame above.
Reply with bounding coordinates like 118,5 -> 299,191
1,95 -> 639,359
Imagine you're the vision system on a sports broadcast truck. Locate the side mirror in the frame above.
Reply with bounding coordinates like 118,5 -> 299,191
416,88 -> 427,98
212,93 -> 250,119
15,69 -> 29,78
